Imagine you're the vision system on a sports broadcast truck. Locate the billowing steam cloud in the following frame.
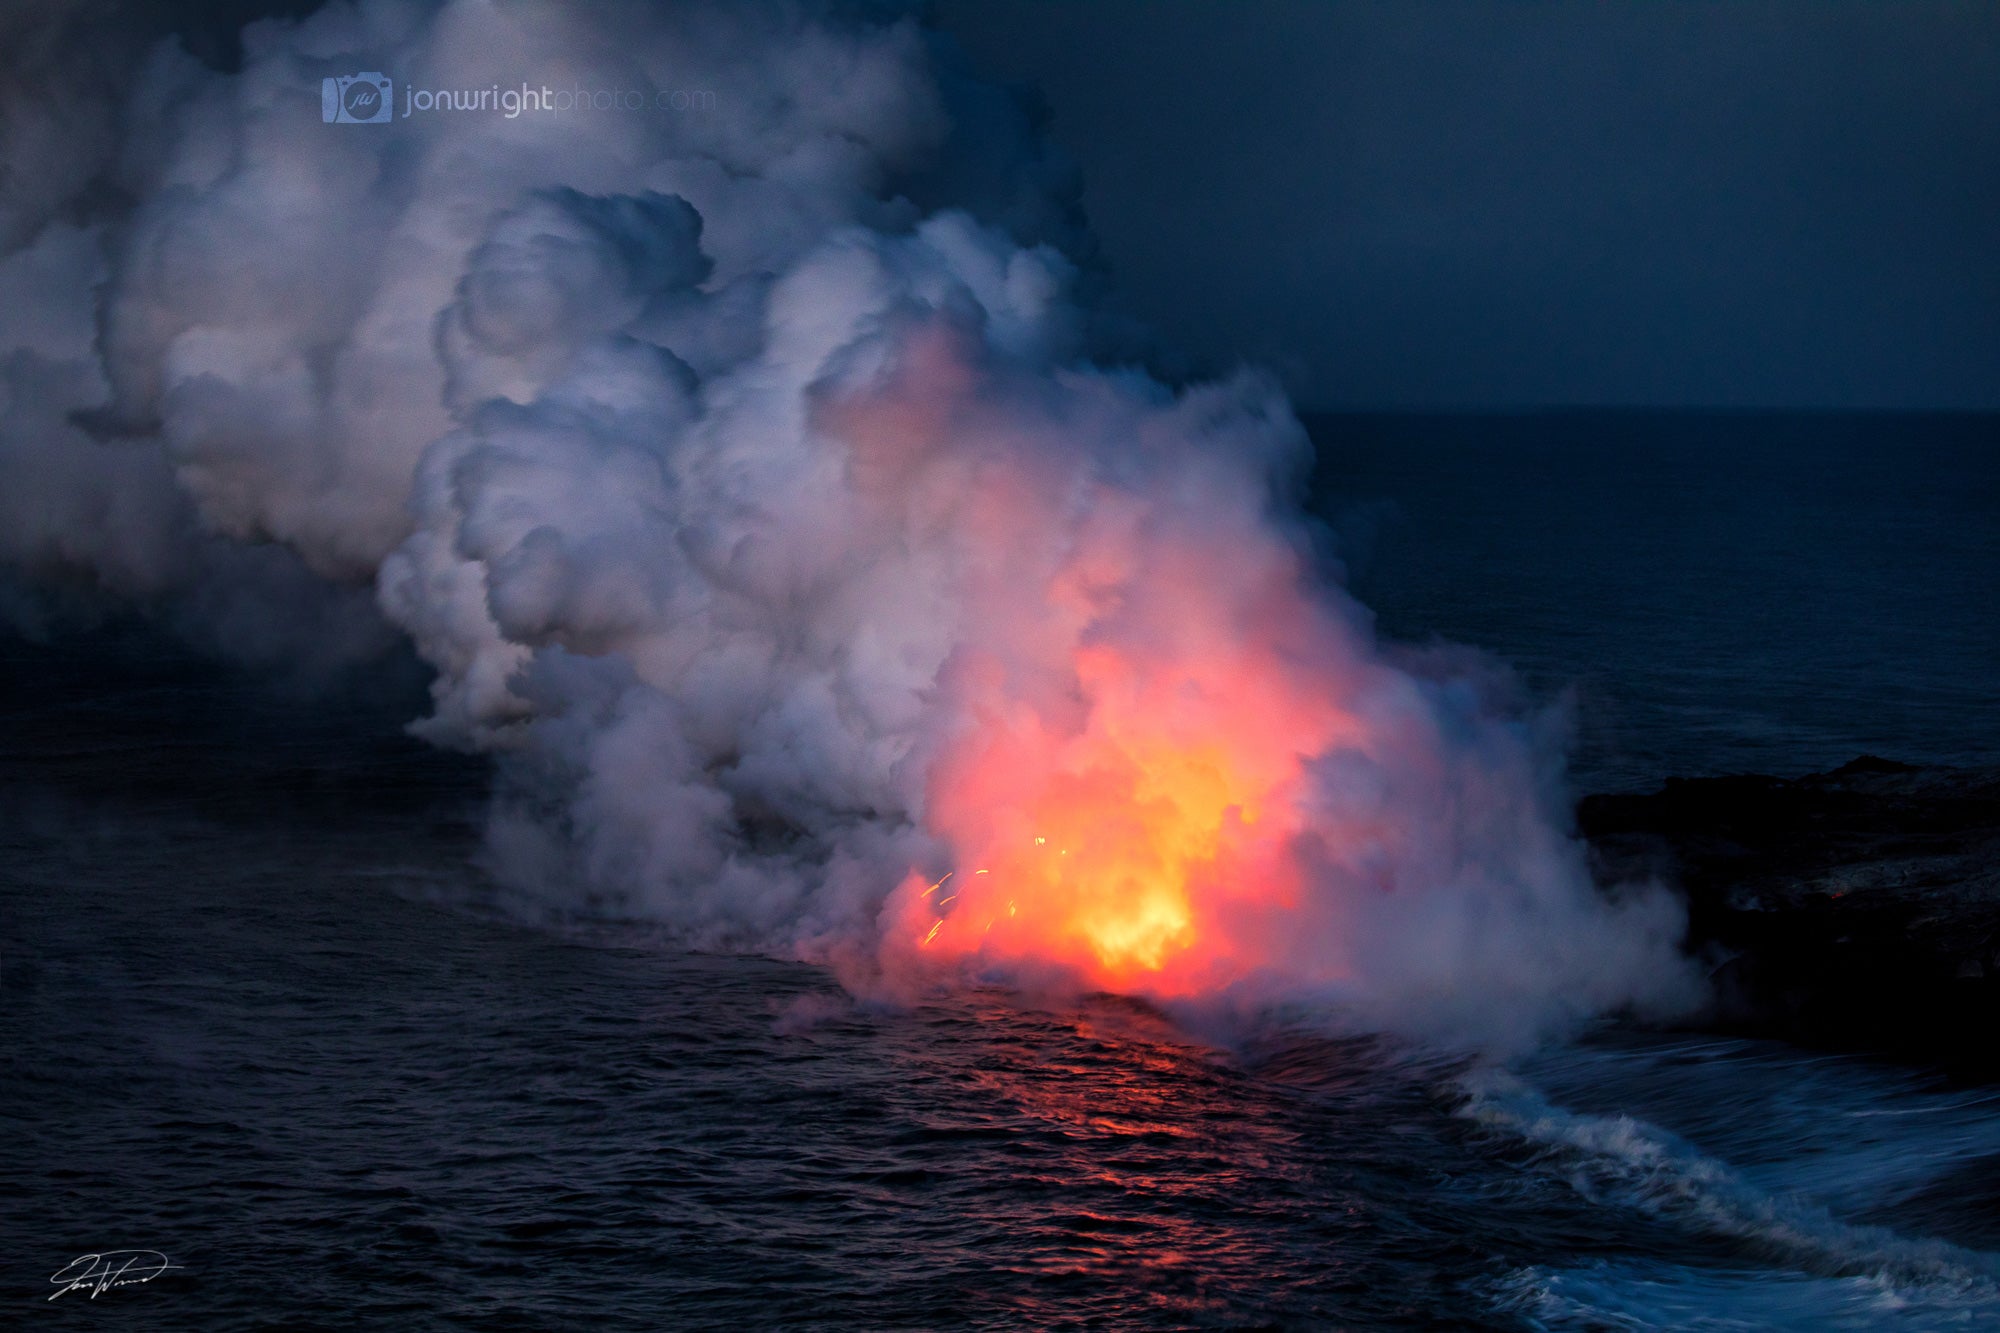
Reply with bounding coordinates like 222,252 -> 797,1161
0,0 -> 1696,1047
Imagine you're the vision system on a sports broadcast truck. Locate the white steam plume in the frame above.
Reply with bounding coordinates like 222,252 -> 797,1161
0,0 -> 1697,1048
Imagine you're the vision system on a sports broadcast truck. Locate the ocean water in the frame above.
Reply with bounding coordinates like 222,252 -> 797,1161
5,413 -> 1999,1329
1308,412 -> 2000,792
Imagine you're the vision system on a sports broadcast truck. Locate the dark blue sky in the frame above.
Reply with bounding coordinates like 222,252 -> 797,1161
937,0 -> 2000,410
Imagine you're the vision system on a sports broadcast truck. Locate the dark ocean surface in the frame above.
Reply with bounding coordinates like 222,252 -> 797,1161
1308,412 -> 2000,793
4,413 -> 1998,1329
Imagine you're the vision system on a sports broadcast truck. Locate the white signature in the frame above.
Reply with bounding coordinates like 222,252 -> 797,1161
48,1250 -> 183,1301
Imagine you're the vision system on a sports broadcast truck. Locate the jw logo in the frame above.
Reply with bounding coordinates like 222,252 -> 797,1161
322,73 -> 392,124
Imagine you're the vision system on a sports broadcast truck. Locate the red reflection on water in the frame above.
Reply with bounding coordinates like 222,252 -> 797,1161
899,993 -> 1340,1323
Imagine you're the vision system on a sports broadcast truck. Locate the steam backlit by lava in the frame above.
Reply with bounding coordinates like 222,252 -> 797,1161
0,0 -> 1696,1047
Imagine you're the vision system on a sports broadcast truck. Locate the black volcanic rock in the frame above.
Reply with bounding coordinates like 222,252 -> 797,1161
1581,757 -> 2000,1078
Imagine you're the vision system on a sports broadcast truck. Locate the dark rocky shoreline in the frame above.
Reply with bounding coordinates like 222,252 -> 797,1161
1583,756 -> 2000,1079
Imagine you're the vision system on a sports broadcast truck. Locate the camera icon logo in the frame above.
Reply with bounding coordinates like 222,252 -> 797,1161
322,72 -> 393,124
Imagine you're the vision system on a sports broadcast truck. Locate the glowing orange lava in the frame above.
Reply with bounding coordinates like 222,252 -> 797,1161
902,521 -> 1369,995
830,323 -> 1386,998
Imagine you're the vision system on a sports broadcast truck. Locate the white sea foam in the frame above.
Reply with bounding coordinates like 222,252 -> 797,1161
1465,1056 -> 2000,1327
